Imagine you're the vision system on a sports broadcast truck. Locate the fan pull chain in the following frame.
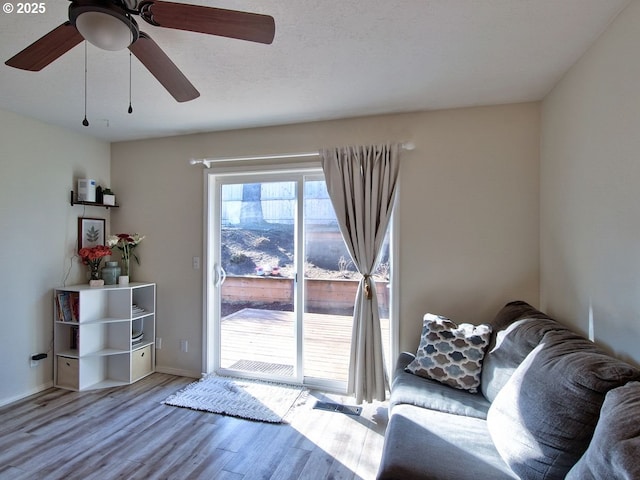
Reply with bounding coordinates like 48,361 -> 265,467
128,50 -> 133,114
128,14 -> 133,114
82,41 -> 89,127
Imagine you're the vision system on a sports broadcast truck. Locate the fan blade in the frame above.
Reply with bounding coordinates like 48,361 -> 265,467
139,0 -> 275,44
5,22 -> 83,71
129,32 -> 200,102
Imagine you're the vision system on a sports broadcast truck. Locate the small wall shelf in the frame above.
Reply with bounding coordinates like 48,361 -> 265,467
70,191 -> 119,209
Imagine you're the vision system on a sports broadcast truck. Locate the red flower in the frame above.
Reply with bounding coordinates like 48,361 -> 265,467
78,245 -> 112,265
117,233 -> 134,243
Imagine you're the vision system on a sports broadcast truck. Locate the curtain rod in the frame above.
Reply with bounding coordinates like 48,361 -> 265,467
189,142 -> 415,168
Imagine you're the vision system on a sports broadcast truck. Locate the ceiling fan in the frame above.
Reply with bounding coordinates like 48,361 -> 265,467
5,0 -> 276,102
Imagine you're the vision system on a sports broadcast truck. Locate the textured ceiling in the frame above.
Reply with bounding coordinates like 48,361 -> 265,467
0,0 -> 630,142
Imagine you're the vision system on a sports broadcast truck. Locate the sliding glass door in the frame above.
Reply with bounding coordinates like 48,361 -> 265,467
217,178 -> 298,381
205,165 -> 393,390
301,176 -> 391,387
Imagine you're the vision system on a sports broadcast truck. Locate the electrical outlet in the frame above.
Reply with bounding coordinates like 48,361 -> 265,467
156,337 -> 162,349
192,256 -> 200,270
180,339 -> 188,353
30,353 -> 47,367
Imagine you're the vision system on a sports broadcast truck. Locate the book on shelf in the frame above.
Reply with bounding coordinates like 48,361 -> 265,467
69,293 -> 79,322
55,292 -> 79,322
55,293 -> 64,321
56,292 -> 72,322
70,326 -> 79,350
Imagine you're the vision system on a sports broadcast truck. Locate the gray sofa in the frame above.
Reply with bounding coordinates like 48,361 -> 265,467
377,301 -> 640,480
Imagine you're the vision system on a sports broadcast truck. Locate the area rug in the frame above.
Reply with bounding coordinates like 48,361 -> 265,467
163,374 -> 306,423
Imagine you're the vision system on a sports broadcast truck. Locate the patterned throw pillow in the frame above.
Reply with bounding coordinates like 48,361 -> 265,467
405,314 -> 492,393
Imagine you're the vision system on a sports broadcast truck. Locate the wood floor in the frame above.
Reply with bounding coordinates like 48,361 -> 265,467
221,309 -> 390,383
0,373 -> 388,480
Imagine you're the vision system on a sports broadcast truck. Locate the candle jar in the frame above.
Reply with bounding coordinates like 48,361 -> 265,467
101,261 -> 121,285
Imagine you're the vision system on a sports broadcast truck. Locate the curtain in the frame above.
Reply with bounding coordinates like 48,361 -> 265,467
320,143 -> 400,403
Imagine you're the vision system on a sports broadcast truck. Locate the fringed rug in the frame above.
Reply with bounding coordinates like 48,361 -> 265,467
163,374 -> 306,423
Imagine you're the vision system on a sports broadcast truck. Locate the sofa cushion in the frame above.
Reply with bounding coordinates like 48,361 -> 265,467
486,301 -> 554,350
566,381 -> 640,480
405,314 -> 492,393
391,352 -> 491,419
377,404 -> 519,480
482,301 -> 568,402
487,330 -> 640,480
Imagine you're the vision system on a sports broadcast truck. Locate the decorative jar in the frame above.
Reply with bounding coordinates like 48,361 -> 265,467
101,261 -> 121,285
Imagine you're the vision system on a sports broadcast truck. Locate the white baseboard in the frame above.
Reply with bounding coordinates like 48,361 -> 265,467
1,370 -> 199,408
155,366 -> 201,379
0,380 -> 54,408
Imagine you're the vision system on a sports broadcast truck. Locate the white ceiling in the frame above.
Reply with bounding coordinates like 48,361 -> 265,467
0,0 -> 630,143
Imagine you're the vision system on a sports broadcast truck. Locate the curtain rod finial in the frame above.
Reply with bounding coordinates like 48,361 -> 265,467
189,158 -> 212,168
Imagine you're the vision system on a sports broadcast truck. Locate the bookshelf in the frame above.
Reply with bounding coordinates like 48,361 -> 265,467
53,283 -> 155,391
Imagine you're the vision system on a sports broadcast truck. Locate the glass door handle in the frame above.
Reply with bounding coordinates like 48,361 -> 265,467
214,264 -> 227,287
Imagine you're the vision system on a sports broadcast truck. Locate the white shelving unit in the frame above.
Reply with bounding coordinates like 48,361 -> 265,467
53,282 -> 156,391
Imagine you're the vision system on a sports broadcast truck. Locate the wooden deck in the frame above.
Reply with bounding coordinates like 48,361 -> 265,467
221,309 -> 390,384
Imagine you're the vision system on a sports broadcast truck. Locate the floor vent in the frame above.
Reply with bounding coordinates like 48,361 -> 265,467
313,401 -> 362,416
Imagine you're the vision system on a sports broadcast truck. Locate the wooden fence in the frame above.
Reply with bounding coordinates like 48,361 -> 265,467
222,276 -> 389,311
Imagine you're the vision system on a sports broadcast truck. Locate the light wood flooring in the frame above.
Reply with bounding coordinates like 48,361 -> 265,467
0,373 -> 388,480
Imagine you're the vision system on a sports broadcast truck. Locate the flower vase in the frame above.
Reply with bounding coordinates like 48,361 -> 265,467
89,263 -> 104,287
119,258 -> 130,285
90,264 -> 100,280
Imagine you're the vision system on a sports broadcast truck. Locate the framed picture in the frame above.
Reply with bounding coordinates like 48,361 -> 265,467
78,217 -> 105,249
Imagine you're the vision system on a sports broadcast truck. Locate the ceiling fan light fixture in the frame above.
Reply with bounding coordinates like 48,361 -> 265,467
75,11 -> 134,51
10,0 -> 274,102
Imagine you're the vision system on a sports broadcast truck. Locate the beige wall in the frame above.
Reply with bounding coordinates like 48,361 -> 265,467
541,2 -> 640,365
0,108 -> 110,406
112,104 -> 540,377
